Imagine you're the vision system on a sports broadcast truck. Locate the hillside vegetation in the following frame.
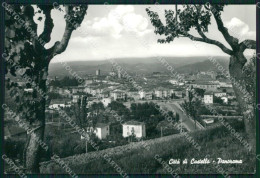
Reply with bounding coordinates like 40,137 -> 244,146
40,121 -> 255,174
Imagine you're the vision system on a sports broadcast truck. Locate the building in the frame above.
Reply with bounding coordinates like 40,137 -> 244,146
63,89 -> 72,98
109,67 -> 117,77
188,82 -> 219,91
169,79 -> 178,85
219,80 -> 232,88
221,96 -> 228,104
72,93 -> 85,103
96,69 -> 101,76
162,90 -> 169,98
49,99 -> 71,109
155,88 -> 164,98
101,98 -> 112,107
99,90 -> 110,98
71,86 -> 84,94
94,123 -> 110,139
145,92 -> 153,100
172,89 -> 183,98
139,91 -> 153,100
118,69 -> 122,78
24,88 -> 33,93
81,123 -> 110,140
204,92 -> 213,104
84,79 -> 93,86
139,91 -> 146,99
214,92 -> 226,97
122,120 -> 146,138
111,90 -> 126,100
203,118 -> 214,126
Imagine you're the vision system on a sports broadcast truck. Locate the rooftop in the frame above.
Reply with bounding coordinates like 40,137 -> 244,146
204,91 -> 214,95
50,99 -> 71,104
123,120 -> 145,125
96,123 -> 109,128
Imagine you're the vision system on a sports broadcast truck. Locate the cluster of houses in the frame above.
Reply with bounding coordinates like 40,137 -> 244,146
80,120 -> 146,140
47,74 -> 235,109
204,91 -> 228,104
185,79 -> 234,104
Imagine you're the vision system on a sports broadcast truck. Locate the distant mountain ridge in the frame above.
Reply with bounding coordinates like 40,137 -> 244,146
48,56 -> 230,77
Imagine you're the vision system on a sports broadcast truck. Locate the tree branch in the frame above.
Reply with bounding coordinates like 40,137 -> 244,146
239,40 -> 256,52
38,5 -> 54,44
211,6 -> 239,50
175,4 -> 177,21
46,5 -> 88,61
185,33 -> 233,55
196,25 -> 207,39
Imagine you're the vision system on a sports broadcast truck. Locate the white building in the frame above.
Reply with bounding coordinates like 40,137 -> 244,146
169,79 -> 178,85
96,69 -> 101,76
162,90 -> 169,98
94,123 -> 110,139
221,96 -> 228,104
155,89 -> 163,98
24,88 -> 33,93
219,82 -> 232,88
122,121 -> 146,138
190,82 -> 219,91
72,94 -> 81,103
111,90 -> 126,100
145,92 -> 153,100
84,79 -> 93,86
81,123 -> 110,140
214,92 -> 226,97
49,104 -> 71,110
203,118 -> 214,126
101,98 -> 112,107
139,91 -> 145,99
204,92 -> 213,104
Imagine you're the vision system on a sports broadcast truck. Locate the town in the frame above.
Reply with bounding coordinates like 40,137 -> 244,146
4,62 -> 243,162
3,3 -> 256,175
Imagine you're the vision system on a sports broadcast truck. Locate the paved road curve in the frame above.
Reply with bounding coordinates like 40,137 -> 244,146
158,101 -> 204,131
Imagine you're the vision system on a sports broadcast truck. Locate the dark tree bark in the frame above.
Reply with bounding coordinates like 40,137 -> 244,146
5,4 -> 88,173
23,67 -> 48,173
229,52 -> 255,151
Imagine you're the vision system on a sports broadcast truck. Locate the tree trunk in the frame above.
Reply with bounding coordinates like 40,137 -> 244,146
24,122 -> 45,173
23,67 -> 48,173
229,52 -> 255,152
86,140 -> 88,153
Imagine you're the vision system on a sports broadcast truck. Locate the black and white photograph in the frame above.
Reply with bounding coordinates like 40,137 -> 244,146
1,1 -> 259,176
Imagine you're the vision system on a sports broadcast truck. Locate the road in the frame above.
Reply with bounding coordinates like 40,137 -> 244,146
123,99 -> 204,131
157,101 -> 204,131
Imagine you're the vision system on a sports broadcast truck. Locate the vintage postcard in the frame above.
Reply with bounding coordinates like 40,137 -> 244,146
1,0 -> 259,177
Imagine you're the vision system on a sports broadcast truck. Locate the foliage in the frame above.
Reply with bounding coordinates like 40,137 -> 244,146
49,76 -> 80,87
242,55 -> 256,107
89,102 -> 105,117
146,5 -> 217,44
196,105 -> 211,115
108,101 -> 130,116
48,124 -> 254,174
47,92 -> 62,100
194,88 -> 205,97
213,96 -> 223,104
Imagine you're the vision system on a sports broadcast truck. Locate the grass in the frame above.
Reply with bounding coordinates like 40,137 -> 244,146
41,121 -> 255,174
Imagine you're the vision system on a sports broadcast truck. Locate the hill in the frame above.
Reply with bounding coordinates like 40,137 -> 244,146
48,56 -> 228,78
39,122 -> 255,174
176,56 -> 229,74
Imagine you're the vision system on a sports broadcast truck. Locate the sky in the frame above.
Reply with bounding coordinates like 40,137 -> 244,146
35,5 -> 256,62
